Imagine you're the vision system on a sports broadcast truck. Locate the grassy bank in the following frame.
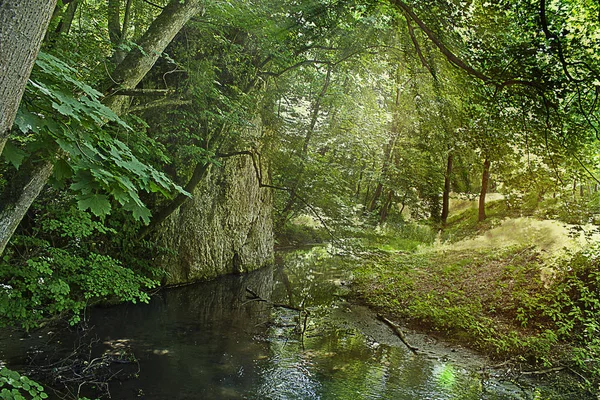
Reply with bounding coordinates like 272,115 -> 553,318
344,203 -> 600,392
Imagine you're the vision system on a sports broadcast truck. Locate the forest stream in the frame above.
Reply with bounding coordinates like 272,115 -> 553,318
0,246 -> 589,399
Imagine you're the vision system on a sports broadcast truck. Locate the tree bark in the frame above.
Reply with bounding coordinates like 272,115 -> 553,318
368,182 -> 384,212
478,158 -> 490,222
107,0 -> 134,65
379,190 -> 394,223
0,0 -> 58,155
441,153 -> 453,226
57,0 -> 79,35
0,156 -> 56,255
103,0 -> 203,113
355,167 -> 363,199
368,80 -> 402,213
107,0 -> 122,45
399,192 -> 408,216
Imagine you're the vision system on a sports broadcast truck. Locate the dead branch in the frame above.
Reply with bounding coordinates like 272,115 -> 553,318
245,287 -> 305,312
377,314 -> 419,354
110,88 -> 174,96
129,98 -> 192,113
519,366 -> 565,376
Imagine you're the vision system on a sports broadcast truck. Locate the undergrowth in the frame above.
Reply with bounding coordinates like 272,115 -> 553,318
351,242 -> 600,392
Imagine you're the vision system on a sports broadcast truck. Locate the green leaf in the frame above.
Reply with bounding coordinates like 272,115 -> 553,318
2,141 -> 28,169
77,194 -> 111,217
14,109 -> 46,134
110,186 -> 130,206
124,201 -> 152,224
53,159 -> 73,181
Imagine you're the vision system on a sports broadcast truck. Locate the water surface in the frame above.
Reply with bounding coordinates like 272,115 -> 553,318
0,246 -> 589,399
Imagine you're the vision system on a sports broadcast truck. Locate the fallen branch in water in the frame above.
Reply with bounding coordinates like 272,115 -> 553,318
29,326 -> 139,400
519,366 -> 565,376
377,314 -> 419,354
245,287 -> 305,312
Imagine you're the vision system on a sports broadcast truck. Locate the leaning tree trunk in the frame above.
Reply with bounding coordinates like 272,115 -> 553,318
57,0 -> 80,36
478,158 -> 490,222
103,0 -> 203,113
0,0 -> 58,155
0,158 -> 56,255
0,0 -> 203,257
441,153 -> 453,226
368,81 -> 402,213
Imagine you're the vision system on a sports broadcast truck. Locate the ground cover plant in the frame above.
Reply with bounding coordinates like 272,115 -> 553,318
347,205 -> 600,394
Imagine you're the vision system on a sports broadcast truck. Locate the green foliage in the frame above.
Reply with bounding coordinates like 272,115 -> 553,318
277,220 -> 329,246
0,368 -> 48,400
343,221 -> 435,252
9,51 -> 189,224
0,202 -> 159,329
351,237 -> 600,388
514,245 -> 600,380
441,199 -> 520,242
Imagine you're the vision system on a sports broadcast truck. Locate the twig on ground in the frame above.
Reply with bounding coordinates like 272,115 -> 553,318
377,314 -> 419,354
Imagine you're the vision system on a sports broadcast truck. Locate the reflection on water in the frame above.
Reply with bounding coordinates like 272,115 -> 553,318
0,246 -> 589,399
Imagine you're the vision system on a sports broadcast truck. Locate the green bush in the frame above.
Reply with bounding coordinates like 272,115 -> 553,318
0,201 -> 159,329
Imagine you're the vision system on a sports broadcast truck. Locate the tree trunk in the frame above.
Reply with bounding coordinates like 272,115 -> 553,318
441,153 -> 453,226
0,0 -> 203,257
399,192 -> 408,216
57,0 -> 79,35
368,82 -> 401,213
276,67 -> 331,230
355,166 -> 364,199
379,190 -> 394,223
478,158 -> 490,222
0,156 -> 56,255
103,0 -> 203,113
107,0 -> 122,45
0,0 -> 58,155
368,183 -> 384,212
367,131 -> 399,212
107,0 -> 133,65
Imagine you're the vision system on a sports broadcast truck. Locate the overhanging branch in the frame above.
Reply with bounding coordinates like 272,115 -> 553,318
393,0 -> 490,83
110,88 -> 175,96
129,98 -> 192,113
406,17 -> 436,79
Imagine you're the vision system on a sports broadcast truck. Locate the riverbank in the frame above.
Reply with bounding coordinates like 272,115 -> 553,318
341,206 -> 600,395
5,245 -> 559,400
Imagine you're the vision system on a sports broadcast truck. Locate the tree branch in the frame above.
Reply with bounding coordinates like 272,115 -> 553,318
539,0 -> 582,83
245,287 -> 305,312
110,88 -> 175,96
140,0 -> 164,9
406,17 -> 436,79
260,59 -> 334,77
378,314 -> 419,354
393,0 -> 490,83
138,161 -> 208,240
129,98 -> 192,113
